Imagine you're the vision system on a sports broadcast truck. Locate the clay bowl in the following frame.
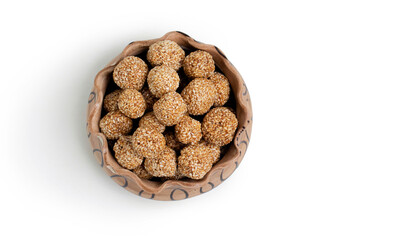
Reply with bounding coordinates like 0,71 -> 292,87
86,31 -> 252,200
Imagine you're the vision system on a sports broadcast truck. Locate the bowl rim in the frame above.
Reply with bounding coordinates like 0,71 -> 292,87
87,31 -> 252,200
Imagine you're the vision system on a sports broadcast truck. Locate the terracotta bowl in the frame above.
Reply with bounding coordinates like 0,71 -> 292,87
86,31 -> 252,201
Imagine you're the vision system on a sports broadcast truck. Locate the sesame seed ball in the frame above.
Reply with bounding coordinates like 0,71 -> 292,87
133,164 -> 153,180
147,40 -> 185,71
202,107 -> 238,146
225,106 -> 236,114
113,136 -> 143,170
174,168 -> 186,179
139,112 -> 166,133
175,116 -> 202,144
153,92 -> 187,126
163,168 -> 185,180
178,143 -> 215,180
144,147 -> 177,177
103,89 -> 122,112
132,127 -> 166,158
118,89 -> 146,119
199,140 -> 221,164
147,65 -> 180,98
164,130 -> 184,151
113,56 -> 148,90
209,72 -> 230,107
99,111 -> 133,140
183,50 -> 215,78
141,86 -> 158,111
181,78 -> 217,115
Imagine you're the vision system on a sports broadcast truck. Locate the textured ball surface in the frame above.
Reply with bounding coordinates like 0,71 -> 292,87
132,127 -> 166,158
144,147 -> 177,177
183,50 -> 215,78
99,111 -> 133,140
139,112 -> 166,133
199,140 -> 221,164
153,92 -> 187,126
202,107 -> 238,146
147,40 -> 185,71
103,89 -> 122,112
175,115 -> 202,144
133,164 -> 153,179
209,72 -> 230,107
164,168 -> 185,180
178,142 -> 218,179
147,65 -> 180,98
181,78 -> 217,115
113,56 -> 148,90
118,89 -> 146,119
113,136 -> 143,170
164,131 -> 184,151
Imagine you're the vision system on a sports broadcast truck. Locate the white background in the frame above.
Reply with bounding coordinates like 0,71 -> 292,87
1,0 -> 414,239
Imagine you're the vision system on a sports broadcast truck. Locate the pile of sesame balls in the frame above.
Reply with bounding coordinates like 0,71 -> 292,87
99,40 -> 238,180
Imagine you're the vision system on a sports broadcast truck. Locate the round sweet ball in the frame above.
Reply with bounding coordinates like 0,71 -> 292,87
164,131 -> 184,151
103,89 -> 122,112
175,115 -> 202,144
209,72 -> 230,107
113,136 -> 143,170
144,147 -> 177,177
133,164 -> 153,180
118,89 -> 146,119
181,78 -> 217,115
141,86 -> 158,111
178,142 -> 216,179
147,65 -> 180,98
139,112 -> 166,133
183,50 -> 215,78
113,56 -> 148,90
99,111 -> 133,140
163,168 -> 185,181
202,107 -> 238,146
200,140 -> 221,164
147,40 -> 185,71
132,127 -> 166,158
153,92 -> 187,126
